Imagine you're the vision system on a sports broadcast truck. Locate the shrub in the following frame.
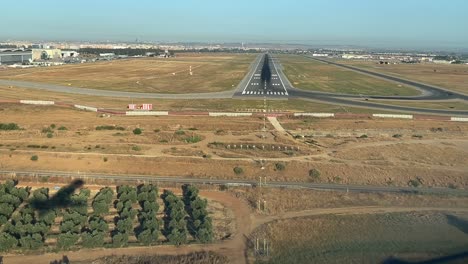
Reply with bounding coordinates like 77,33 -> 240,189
131,145 -> 141,151
358,134 -> 368,139
30,155 -> 38,161
50,124 -> 56,129
188,127 -> 198,131
96,125 -> 125,131
0,123 -> 20,131
275,162 -> 286,171
408,178 -> 422,187
308,169 -> 320,181
392,134 -> 402,138
103,157 -> 108,162
233,167 -> 244,175
46,133 -> 53,138
58,126 -> 68,130
185,135 -> 202,144
175,130 -> 185,135
41,127 -> 53,133
154,129 -> 160,133
133,128 -> 142,135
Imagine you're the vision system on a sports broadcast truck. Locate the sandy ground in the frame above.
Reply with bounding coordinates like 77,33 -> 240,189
1,105 -> 467,188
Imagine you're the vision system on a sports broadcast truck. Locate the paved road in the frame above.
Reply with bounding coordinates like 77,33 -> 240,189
234,53 -> 289,97
2,170 -> 467,196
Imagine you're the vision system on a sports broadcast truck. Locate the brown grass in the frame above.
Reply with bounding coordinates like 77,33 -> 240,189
0,53 -> 255,93
337,59 -> 468,94
279,55 -> 420,96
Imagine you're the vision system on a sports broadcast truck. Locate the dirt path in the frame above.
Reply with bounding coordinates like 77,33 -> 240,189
3,192 -> 468,264
267,117 -> 285,132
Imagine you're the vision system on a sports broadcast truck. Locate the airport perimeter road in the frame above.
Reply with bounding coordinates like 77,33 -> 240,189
2,170 -> 468,197
233,53 -> 289,97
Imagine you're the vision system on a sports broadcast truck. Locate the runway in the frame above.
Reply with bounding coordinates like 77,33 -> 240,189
0,54 -> 467,115
234,53 -> 288,97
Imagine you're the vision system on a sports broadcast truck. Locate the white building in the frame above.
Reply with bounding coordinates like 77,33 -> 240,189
61,50 -> 79,58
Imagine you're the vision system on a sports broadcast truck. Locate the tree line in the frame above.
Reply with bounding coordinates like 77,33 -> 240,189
0,181 -> 213,252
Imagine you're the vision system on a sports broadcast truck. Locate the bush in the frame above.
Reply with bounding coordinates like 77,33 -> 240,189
392,134 -> 402,138
133,128 -> 142,135
50,124 -> 56,129
308,169 -> 320,181
58,126 -> 68,130
233,167 -> 244,175
46,133 -> 53,138
131,145 -> 141,151
30,155 -> 38,161
154,129 -> 160,133
275,162 -> 286,171
0,123 -> 20,131
175,130 -> 185,135
408,178 -> 422,187
358,134 -> 368,139
96,125 -> 125,131
184,135 -> 202,143
103,157 -> 108,162
41,127 -> 53,133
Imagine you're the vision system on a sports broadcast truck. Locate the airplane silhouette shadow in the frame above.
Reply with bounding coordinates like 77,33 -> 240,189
29,179 -> 85,215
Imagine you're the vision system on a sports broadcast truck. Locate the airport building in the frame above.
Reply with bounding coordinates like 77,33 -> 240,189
0,50 -> 33,65
32,48 -> 62,60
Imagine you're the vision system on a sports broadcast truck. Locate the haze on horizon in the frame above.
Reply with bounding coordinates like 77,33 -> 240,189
1,0 -> 467,51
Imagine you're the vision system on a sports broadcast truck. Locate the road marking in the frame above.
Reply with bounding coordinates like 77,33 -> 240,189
242,55 -> 263,94
270,56 -> 289,95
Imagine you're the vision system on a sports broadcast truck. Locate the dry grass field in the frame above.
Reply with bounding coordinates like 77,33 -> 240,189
337,59 -> 468,94
366,99 -> 468,111
1,104 -> 467,188
279,55 -> 420,96
251,212 -> 468,264
0,85 -> 395,113
0,53 -> 255,93
231,188 -> 468,215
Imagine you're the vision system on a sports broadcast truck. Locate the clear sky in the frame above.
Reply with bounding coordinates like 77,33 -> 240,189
1,0 -> 467,50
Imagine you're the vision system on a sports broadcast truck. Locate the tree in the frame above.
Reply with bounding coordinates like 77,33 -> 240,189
81,232 -> 105,248
57,232 -> 80,250
136,228 -> 158,245
19,233 -> 43,250
112,232 -> 129,247
133,128 -> 142,135
0,233 -> 18,251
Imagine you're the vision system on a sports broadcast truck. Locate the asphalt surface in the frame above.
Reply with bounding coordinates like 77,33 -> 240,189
2,170 -> 467,196
234,54 -> 288,97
